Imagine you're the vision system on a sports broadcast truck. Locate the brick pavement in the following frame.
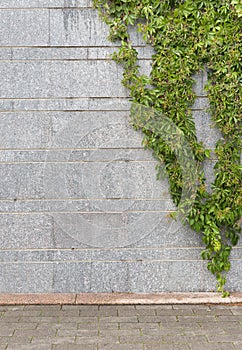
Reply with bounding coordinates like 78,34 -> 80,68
0,304 -> 242,349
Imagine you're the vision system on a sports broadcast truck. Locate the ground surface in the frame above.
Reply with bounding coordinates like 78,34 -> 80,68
0,304 -> 242,349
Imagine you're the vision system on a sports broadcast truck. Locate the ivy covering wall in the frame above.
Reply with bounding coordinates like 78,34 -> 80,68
94,0 -> 242,295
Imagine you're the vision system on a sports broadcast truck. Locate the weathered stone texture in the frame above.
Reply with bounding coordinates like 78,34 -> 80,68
0,2 -> 240,293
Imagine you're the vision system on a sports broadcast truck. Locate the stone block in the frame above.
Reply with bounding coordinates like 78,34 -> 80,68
0,10 -> 49,46
0,0 -> 92,8
128,260 -> 216,292
0,112 -> 52,148
0,262 -> 54,292
192,70 -> 208,96
50,9 -> 113,46
0,214 -> 54,249
0,61 -> 127,98
193,110 -> 222,148
53,262 -> 91,292
0,163 -> 44,199
0,48 -> 12,59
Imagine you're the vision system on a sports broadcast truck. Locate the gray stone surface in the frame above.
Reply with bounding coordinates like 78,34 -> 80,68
0,0 -> 92,8
0,10 -> 49,46
0,214 -> 54,249
11,47 -> 153,60
49,9 -> 113,47
0,61 -> 127,98
0,199 -> 175,213
192,69 -> 208,96
193,110 -> 222,149
0,263 -> 54,293
0,97 -> 130,111
0,2 -> 240,293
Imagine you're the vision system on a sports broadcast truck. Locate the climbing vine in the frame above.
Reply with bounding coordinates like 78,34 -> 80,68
94,0 -> 242,296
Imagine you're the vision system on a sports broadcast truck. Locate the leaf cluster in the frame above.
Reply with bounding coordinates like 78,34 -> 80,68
94,0 -> 242,295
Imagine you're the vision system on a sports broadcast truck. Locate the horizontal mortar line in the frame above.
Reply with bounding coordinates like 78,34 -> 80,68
0,259 -> 214,264
0,58 -> 151,62
0,247 -> 208,252
0,197 -> 172,203
0,148 -> 144,151
0,7 -> 93,10
0,96 -> 131,101
0,160 -> 158,164
0,210 -> 175,214
0,109 -> 131,113
0,45 -> 148,49
0,108 -> 202,112
0,97 -> 129,100
0,46 -> 150,51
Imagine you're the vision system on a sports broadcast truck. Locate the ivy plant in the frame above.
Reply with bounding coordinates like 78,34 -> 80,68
94,0 -> 242,296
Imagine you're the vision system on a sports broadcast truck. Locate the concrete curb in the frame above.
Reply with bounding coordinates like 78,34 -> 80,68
1,292 -> 242,305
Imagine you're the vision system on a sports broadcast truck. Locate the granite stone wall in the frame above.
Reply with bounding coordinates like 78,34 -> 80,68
0,0 -> 241,293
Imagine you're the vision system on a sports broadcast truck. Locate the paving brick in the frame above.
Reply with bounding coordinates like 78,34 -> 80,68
37,323 -> 78,331
19,317 -> 59,323
99,329 -> 141,337
216,315 -> 242,322
0,306 -> 25,311
118,308 -> 156,316
62,317 -> 98,323
99,345 -> 143,350
1,322 -> 38,330
24,305 -> 61,311
172,305 -> 210,310
98,323 -> 119,330
156,309 -> 195,316
137,305 -> 173,310
182,327 -> 225,336
144,345 -> 190,350
14,328 -> 57,338
41,309 -> 80,317
57,329 -> 98,337
7,345 -> 52,350
0,336 -> 32,345
52,345 -> 97,350
177,316 -> 216,323
98,336 -> 124,346
75,336 -> 100,344
138,316 -> 177,323
120,334 -> 163,344
98,306 -> 118,316
0,317 -> 21,323
2,310 -> 41,317
100,316 -> 138,323
163,334 -> 207,344
0,327 -> 15,336
142,327 -> 184,336
120,322 -> 158,330
208,334 -> 242,342
193,307 -> 233,315
188,343 -> 235,350
78,322 -> 101,330
31,336 -> 75,345
230,307 -> 242,315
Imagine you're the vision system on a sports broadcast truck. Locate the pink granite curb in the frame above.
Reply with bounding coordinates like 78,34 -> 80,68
1,292 -> 242,305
